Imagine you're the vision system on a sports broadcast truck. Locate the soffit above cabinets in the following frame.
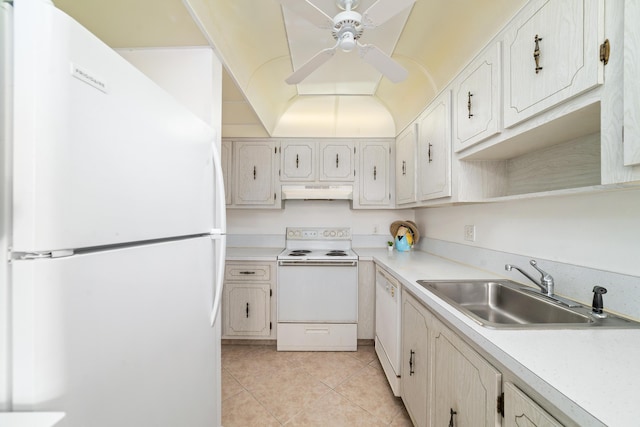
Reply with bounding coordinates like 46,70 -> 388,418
55,0 -> 527,138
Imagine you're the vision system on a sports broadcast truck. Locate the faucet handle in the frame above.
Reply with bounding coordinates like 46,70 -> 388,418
529,260 -> 553,282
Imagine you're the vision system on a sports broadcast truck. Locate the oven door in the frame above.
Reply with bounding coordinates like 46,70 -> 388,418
277,260 -> 358,323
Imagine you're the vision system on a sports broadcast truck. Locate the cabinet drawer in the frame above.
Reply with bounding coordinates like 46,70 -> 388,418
225,263 -> 271,281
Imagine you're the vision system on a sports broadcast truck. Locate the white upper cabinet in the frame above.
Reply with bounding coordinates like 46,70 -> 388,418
319,141 -> 354,181
418,91 -> 452,201
233,140 -> 279,207
395,124 -> 417,205
280,141 -> 315,181
355,140 -> 392,207
503,0 -> 604,128
453,43 -> 501,152
624,0 -> 640,166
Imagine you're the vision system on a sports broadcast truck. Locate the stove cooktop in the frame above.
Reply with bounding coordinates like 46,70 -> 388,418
279,227 -> 356,261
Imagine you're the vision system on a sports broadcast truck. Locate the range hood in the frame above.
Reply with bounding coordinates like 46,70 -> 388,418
281,184 -> 353,200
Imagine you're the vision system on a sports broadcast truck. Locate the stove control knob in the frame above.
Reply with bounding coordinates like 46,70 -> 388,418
323,230 -> 330,237
330,230 -> 337,237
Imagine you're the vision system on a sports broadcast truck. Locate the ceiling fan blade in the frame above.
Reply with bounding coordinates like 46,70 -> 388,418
361,0 -> 415,27
358,43 -> 408,83
279,0 -> 334,29
286,46 -> 338,84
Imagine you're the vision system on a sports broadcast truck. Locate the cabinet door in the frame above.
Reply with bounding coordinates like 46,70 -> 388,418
233,141 -> 277,205
401,293 -> 430,427
418,91 -> 451,201
320,141 -> 354,181
503,382 -> 562,427
223,283 -> 271,336
453,43 -> 501,152
358,141 -> 390,206
624,0 -> 640,166
433,323 -> 501,427
503,0 -> 603,128
281,141 -> 315,181
395,124 -> 417,205
221,140 -> 232,205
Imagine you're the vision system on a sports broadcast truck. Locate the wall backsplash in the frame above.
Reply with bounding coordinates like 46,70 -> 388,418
414,188 -> 640,320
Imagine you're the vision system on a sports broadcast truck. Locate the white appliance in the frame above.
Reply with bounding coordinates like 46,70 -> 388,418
375,265 -> 402,396
277,227 -> 358,351
0,1 -> 226,426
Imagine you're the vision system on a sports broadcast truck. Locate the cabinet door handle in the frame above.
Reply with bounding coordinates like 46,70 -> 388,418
373,165 -> 377,180
409,349 -> 415,375
253,166 -> 256,180
448,408 -> 457,427
239,271 -> 256,275
296,154 -> 299,168
402,160 -> 406,176
336,153 -> 339,168
533,34 -> 543,74
467,91 -> 474,119
246,302 -> 249,318
428,143 -> 433,163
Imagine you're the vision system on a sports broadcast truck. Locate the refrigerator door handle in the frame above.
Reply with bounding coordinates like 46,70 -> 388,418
210,234 -> 226,326
210,140 -> 227,234
210,139 -> 227,327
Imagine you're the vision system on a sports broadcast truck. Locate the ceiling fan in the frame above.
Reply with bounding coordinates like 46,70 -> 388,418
280,0 -> 415,84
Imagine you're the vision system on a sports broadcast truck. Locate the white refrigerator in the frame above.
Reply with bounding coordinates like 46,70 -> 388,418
0,0 -> 226,426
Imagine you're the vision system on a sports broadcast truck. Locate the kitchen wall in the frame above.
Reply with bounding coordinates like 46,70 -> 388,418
414,188 -> 640,319
227,201 -> 414,247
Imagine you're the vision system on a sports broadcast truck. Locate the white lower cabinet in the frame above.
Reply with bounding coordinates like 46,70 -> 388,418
504,382 -> 562,427
222,262 -> 275,339
401,291 -> 431,427
400,290 -> 561,427
432,319 -> 501,426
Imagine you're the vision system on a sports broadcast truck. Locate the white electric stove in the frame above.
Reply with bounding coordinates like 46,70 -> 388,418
277,227 -> 358,351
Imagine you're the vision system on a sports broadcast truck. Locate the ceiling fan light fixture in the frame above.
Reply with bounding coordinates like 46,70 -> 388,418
339,32 -> 356,52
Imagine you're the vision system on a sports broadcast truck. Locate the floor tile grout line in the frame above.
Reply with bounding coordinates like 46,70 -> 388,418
224,365 -> 285,426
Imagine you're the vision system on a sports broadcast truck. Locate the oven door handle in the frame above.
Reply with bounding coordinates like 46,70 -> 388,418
278,260 -> 358,267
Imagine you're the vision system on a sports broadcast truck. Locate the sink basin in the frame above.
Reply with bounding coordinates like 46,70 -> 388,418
416,279 -> 640,329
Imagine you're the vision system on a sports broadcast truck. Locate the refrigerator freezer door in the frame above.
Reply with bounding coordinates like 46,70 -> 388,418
12,236 -> 219,427
12,0 -> 216,252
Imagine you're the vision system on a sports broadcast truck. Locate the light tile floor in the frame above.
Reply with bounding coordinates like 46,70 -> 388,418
222,344 -> 413,426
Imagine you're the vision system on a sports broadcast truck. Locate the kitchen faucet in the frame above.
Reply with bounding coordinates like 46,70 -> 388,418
504,260 -> 581,307
505,260 -> 554,296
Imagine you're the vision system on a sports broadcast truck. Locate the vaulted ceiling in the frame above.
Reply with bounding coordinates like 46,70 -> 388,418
54,0 -> 526,138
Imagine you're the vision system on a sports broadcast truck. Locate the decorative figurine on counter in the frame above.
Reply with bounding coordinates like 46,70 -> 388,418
389,220 -> 420,252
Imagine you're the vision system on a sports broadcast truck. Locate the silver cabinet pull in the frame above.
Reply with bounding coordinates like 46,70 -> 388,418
253,166 -> 256,180
336,153 -> 339,168
428,143 -> 433,163
467,91 -> 474,119
373,166 -> 377,180
296,154 -> 299,168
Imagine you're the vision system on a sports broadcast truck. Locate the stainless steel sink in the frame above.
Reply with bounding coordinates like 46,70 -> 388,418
416,279 -> 640,329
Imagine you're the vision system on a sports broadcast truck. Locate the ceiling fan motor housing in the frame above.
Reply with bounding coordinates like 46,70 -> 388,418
332,10 -> 363,51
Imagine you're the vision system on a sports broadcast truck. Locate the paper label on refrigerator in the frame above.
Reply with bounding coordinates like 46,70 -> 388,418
71,63 -> 108,93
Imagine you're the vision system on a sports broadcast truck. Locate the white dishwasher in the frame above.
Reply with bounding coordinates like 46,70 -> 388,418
374,265 -> 402,396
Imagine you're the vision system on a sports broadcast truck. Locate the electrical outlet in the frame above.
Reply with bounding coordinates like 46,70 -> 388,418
464,225 -> 476,242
